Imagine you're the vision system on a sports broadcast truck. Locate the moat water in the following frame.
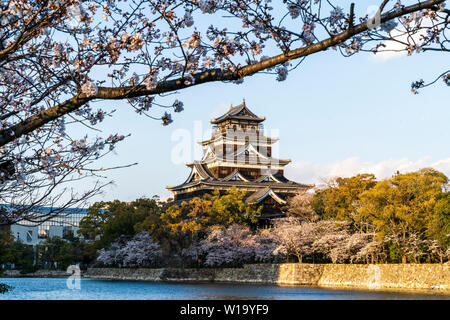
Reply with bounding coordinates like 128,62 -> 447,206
0,277 -> 448,300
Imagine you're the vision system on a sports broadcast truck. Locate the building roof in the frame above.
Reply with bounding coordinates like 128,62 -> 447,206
166,162 -> 313,191
172,187 -> 289,207
197,143 -> 291,168
211,100 -> 265,124
168,100 -> 312,201
222,169 -> 251,182
254,172 -> 290,183
245,188 -> 287,205
198,132 -> 279,146
188,161 -> 215,180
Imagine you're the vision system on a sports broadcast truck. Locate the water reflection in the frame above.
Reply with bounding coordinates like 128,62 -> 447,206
0,278 -> 448,300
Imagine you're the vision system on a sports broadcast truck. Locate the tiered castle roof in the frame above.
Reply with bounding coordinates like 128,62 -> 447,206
210,101 -> 266,124
167,101 -> 312,208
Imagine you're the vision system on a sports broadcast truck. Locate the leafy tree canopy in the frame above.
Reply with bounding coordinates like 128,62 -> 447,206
79,197 -> 164,249
312,173 -> 377,224
160,187 -> 261,237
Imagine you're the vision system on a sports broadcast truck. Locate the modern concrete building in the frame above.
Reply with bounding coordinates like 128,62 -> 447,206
2,206 -> 88,246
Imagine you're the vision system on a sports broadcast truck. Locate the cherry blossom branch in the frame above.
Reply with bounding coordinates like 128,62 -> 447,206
0,0 -> 444,148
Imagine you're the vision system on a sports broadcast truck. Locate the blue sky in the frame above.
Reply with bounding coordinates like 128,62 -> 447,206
64,2 -> 450,204
71,46 -> 449,204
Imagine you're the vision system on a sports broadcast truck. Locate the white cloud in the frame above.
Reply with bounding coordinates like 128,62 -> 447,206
284,156 -> 450,185
370,17 -> 433,61
209,102 -> 231,119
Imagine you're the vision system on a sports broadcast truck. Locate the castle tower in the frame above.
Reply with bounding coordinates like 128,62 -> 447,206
167,100 -> 312,223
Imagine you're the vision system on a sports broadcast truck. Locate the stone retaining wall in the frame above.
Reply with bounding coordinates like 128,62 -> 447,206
1,269 -> 69,278
84,263 -> 450,292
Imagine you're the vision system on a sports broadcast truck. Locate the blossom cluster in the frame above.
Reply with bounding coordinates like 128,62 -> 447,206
97,232 -> 163,268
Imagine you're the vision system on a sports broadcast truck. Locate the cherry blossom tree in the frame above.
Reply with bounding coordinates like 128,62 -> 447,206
428,239 -> 449,263
353,237 -> 386,264
271,218 -> 381,263
253,229 -> 282,263
1,0 -> 448,223
271,217 -> 317,263
96,231 -> 162,267
286,191 -> 318,222
119,232 -> 162,267
198,225 -> 255,267
345,233 -> 382,263
189,224 -> 280,267
309,220 -> 350,263
97,241 -> 123,267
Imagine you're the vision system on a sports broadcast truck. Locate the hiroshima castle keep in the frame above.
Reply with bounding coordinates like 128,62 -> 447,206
167,100 -> 312,223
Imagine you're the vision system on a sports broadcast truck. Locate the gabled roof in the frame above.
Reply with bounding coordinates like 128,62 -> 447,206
201,145 -> 216,161
167,178 -> 314,192
234,143 -> 268,159
190,162 -> 215,180
211,100 -> 265,124
195,142 -> 291,167
167,162 -> 215,190
175,162 -> 215,187
255,173 -> 285,183
221,169 -> 250,182
245,188 -> 287,205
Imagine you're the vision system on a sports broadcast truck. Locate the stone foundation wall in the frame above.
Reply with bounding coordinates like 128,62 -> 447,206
1,269 -> 69,278
84,263 -> 450,292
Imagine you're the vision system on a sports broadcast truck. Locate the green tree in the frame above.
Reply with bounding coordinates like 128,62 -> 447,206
79,197 -> 164,251
140,188 -> 261,254
77,202 -> 115,241
160,188 -> 260,236
0,231 -> 14,267
36,236 -> 87,270
427,191 -> 450,250
357,168 -> 449,263
311,174 -> 377,229
207,188 -> 261,226
10,241 -> 36,273
1,231 -> 36,273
